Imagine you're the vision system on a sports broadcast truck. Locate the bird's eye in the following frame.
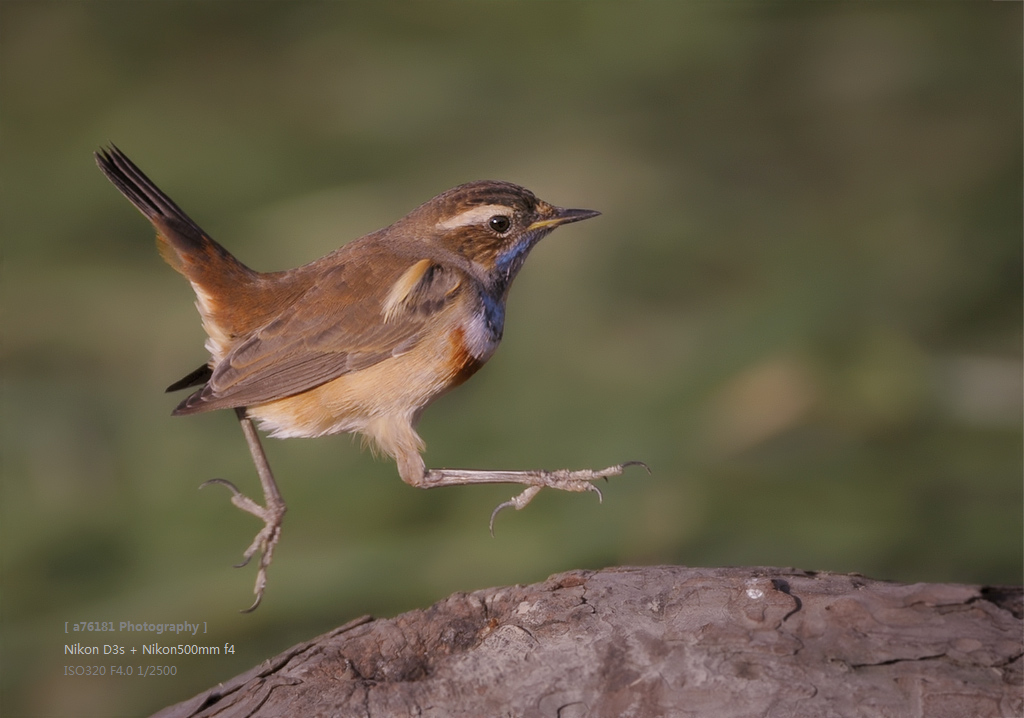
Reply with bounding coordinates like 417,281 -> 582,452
488,215 -> 512,234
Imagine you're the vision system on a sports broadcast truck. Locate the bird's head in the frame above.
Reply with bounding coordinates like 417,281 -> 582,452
406,180 -> 599,290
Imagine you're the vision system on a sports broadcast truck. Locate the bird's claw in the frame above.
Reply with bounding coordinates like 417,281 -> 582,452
200,477 -> 240,494
199,477 -> 284,612
489,485 -> 543,535
487,461 -> 648,534
621,460 -> 652,474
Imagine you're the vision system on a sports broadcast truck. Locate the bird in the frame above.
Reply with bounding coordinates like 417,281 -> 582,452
95,145 -> 644,611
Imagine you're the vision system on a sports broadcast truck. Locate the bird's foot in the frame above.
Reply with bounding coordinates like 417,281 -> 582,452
487,461 -> 649,533
201,478 -> 286,612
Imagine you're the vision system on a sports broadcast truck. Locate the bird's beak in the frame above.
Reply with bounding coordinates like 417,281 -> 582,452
527,207 -> 601,232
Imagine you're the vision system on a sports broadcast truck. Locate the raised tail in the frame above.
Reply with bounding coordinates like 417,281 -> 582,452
96,145 -> 263,366
95,146 -> 254,284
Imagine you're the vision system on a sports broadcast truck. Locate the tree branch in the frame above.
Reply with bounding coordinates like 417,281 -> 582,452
152,566 -> 1023,718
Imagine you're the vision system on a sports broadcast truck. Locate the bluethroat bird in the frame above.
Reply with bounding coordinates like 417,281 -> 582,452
96,146 -> 645,611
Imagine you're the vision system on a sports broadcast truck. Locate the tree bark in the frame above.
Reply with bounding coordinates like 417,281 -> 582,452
152,566 -> 1023,718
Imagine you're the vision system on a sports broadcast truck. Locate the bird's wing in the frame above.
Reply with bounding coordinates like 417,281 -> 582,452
173,249 -> 465,414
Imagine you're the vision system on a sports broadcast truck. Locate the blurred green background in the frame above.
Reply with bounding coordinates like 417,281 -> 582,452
2,2 -> 1020,716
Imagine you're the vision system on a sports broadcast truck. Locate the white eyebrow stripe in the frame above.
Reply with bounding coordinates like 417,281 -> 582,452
435,204 -> 511,231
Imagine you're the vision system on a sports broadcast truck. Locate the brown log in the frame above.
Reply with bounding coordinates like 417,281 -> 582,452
152,566 -> 1023,718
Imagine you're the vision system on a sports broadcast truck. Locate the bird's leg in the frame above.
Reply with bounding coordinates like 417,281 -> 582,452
417,462 -> 649,534
201,407 -> 286,612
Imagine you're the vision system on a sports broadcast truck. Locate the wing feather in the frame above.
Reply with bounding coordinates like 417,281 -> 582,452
174,252 -> 464,414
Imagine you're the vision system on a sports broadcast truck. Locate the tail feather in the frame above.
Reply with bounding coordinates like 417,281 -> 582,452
95,146 -> 204,246
97,145 -> 263,360
95,145 -> 254,283
165,363 -> 214,393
